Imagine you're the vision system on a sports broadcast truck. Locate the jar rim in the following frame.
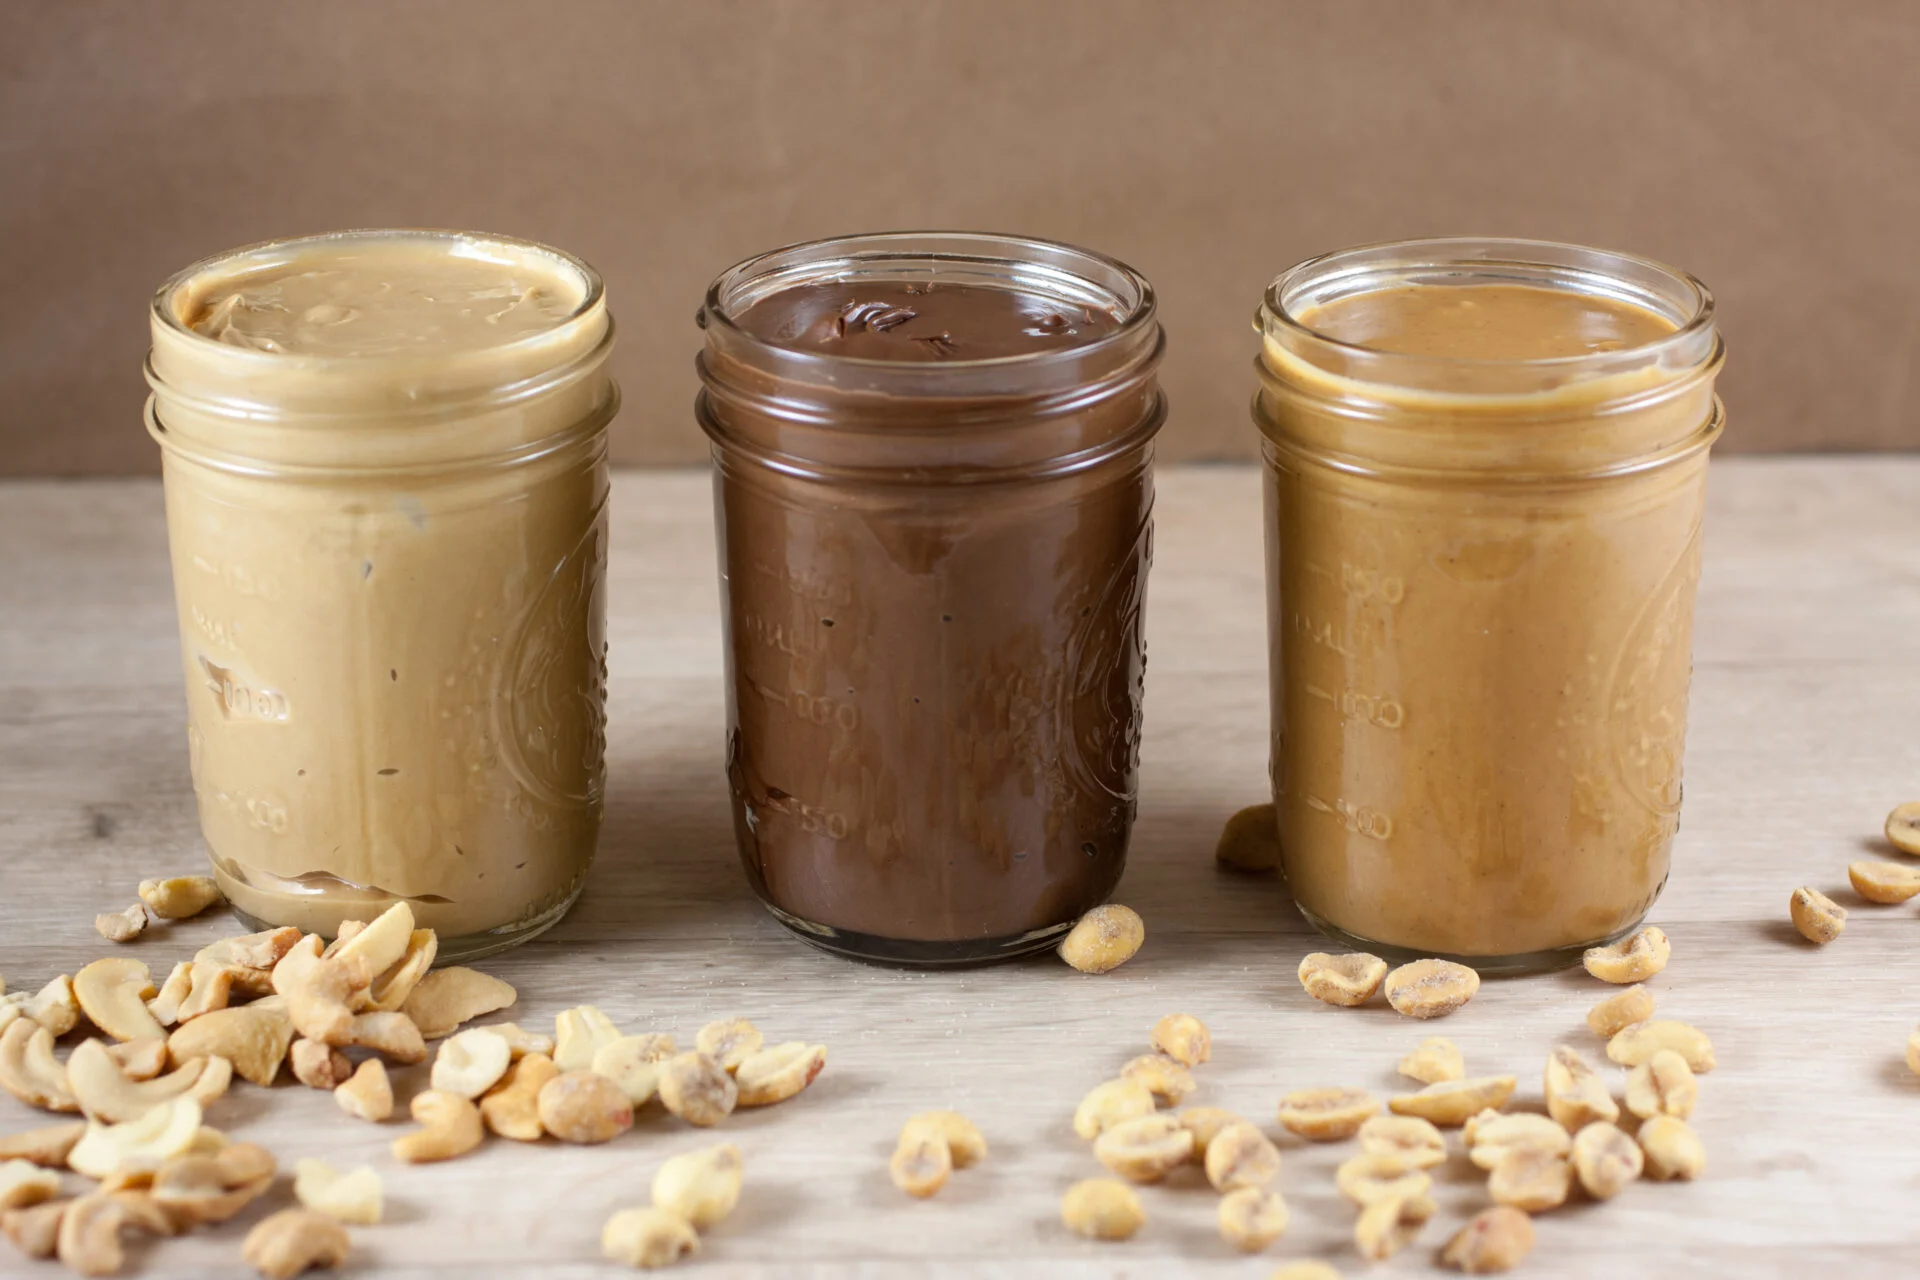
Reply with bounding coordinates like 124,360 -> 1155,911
1262,236 -> 1716,377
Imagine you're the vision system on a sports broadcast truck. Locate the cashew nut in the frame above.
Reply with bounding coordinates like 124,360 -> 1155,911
478,1022 -> 553,1059
73,959 -> 165,1043
94,904 -> 148,943
289,1040 -> 353,1090
391,1090 -> 484,1163
602,1206 -> 698,1269
66,1038 -> 220,1124
553,1005 -> 623,1072
24,976 -> 79,1037
327,902 -> 414,974
195,928 -> 301,998
401,967 -> 517,1040
333,1059 -> 393,1123
591,1034 -> 677,1105
176,963 -> 245,1024
693,1018 -> 762,1074
284,956 -> 372,1047
0,1160 -> 61,1211
145,963 -> 194,1028
241,1207 -> 350,1279
430,1028 -> 512,1099
67,1098 -> 204,1180
480,1052 -> 559,1141
361,930 -> 437,1013
0,1019 -> 77,1112
347,1012 -> 426,1064
167,1001 -> 293,1087
651,1143 -> 743,1228
104,1040 -> 169,1083
269,933 -> 325,998
293,1159 -> 383,1225
137,876 -> 223,921
149,1143 -> 276,1227
734,1042 -> 827,1107
56,1191 -> 172,1277
1,1198 -> 67,1258
0,1122 -> 85,1167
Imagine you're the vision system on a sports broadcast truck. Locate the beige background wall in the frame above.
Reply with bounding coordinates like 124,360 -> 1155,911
3,0 -> 1916,475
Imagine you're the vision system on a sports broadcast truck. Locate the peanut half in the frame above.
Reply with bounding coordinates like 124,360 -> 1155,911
1073,1078 -> 1156,1140
1466,1112 -> 1569,1171
1606,1020 -> 1715,1073
1120,1053 -> 1195,1106
1543,1045 -> 1619,1130
1060,1178 -> 1144,1241
1383,959 -> 1479,1019
1335,1153 -> 1433,1207
1354,1192 -> 1435,1262
1789,887 -> 1846,944
1218,1186 -> 1289,1252
1277,1087 -> 1379,1141
1487,1145 -> 1571,1213
538,1071 -> 634,1144
889,1127 -> 951,1199
1586,984 -> 1655,1039
1639,1115 -> 1706,1180
657,1053 -> 737,1127
735,1042 -> 826,1107
602,1206 -> 698,1269
1297,952 -> 1387,1008
1215,802 -> 1281,872
1571,1121 -> 1643,1200
1150,1013 -> 1210,1067
1388,1076 -> 1516,1127
1440,1206 -> 1535,1274
902,1111 -> 987,1168
1885,801 -> 1920,855
1058,905 -> 1146,974
1357,1115 -> 1447,1169
1582,926 -> 1670,983
1397,1037 -> 1464,1085
1848,860 -> 1920,904
651,1143 -> 743,1229
1093,1114 -> 1195,1183
1625,1049 -> 1698,1120
1203,1121 -> 1280,1193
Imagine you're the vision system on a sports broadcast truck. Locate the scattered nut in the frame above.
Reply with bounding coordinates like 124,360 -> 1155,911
347,1012 -> 426,1065
1544,1045 -> 1619,1130
1487,1144 -> 1572,1212
651,1143 -> 742,1228
1296,952 -> 1387,1008
553,1005 -> 625,1073
145,963 -> 194,1028
1384,959 -> 1480,1019
56,1191 -> 172,1277
602,1205 -> 698,1269
73,958 -> 165,1043
1093,1114 -> 1195,1182
333,1059 -> 393,1123
292,1159 -> 383,1225
0,1160 -> 61,1211
195,929 -> 299,994
430,1028 -> 512,1099
1218,1186 -> 1289,1252
1848,860 -> 1920,904
149,1143 -> 275,1226
176,962 -> 244,1024
1151,1012 -> 1211,1066
1203,1120 -> 1280,1192
0,1020 -> 78,1112
138,877 -> 223,921
283,956 -> 370,1047
1388,1076 -> 1516,1127
539,1071 -> 635,1144
1571,1121 -> 1643,1200
1215,801 -> 1281,871
1885,802 -> 1920,855
901,1111 -> 986,1168
106,1039 -> 169,1084
1907,1028 -> 1920,1077
241,1207 -> 349,1279
1582,926 -> 1670,983
1789,886 -> 1846,944
2,1199 -> 68,1259
1638,1115 -> 1706,1180
1465,1112 -> 1570,1170
1269,1266 -> 1342,1280
328,902 -> 414,978
391,1090 -> 484,1163
24,976 -> 79,1037
66,1038 -> 221,1123
1277,1087 -> 1379,1141
168,1002 -> 294,1087
1175,1107 -> 1242,1157
1058,904 -> 1146,974
401,967 -> 517,1040
289,1040 -> 353,1091
657,1053 -> 737,1128
1586,984 -> 1655,1039
1356,1115 -> 1447,1169
1334,1152 -> 1433,1206
479,1022 -> 553,1059
1605,1019 -> 1715,1073
94,905 -> 148,944
592,1034 -> 677,1105
1440,1205 -> 1535,1274
1060,1178 -> 1144,1240
68,1097 -> 203,1180
1073,1078 -> 1156,1139
1625,1049 -> 1698,1120
480,1052 -> 559,1141
1397,1037 -> 1464,1084
1354,1191 -> 1435,1262
361,930 -> 439,1014
1121,1053 -> 1196,1106
694,1018 -> 763,1074
0,1122 -> 85,1167
889,1128 -> 951,1199
734,1042 -> 827,1107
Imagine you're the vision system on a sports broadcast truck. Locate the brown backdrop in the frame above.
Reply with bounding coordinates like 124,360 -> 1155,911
4,0 -> 1916,475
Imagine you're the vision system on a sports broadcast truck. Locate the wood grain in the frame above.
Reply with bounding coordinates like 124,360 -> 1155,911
0,460 -> 1917,1278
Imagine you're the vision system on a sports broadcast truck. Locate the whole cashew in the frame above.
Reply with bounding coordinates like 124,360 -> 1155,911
241,1208 -> 350,1279
0,1019 -> 78,1113
391,1090 -> 483,1164
67,1038 -> 216,1124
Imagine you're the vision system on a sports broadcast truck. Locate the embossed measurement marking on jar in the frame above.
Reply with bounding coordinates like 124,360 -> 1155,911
1290,611 -> 1392,658
760,786 -> 851,840
1305,559 -> 1406,604
198,656 -> 290,722
738,610 -> 811,657
1304,682 -> 1405,729
747,676 -> 861,732
1302,792 -> 1395,840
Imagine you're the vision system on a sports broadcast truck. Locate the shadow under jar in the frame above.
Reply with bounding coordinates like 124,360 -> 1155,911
147,230 -> 616,961
1252,238 -> 1725,973
697,232 -> 1166,965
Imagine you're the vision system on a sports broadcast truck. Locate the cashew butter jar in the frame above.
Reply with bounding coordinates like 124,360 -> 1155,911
146,230 -> 616,960
1253,237 -> 1724,972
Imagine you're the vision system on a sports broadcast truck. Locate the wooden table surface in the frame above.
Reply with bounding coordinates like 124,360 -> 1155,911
2,460 -> 1917,1279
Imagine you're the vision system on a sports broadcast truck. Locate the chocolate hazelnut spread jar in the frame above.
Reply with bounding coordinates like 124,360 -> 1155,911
147,230 -> 616,960
697,232 -> 1166,964
1253,238 -> 1724,972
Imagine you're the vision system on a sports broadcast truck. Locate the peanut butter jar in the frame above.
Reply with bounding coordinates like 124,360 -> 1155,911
1253,238 -> 1724,972
146,230 -> 616,960
697,232 -> 1166,965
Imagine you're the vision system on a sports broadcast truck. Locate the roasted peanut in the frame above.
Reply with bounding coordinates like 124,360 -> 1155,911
602,1206 -> 698,1269
1060,1178 -> 1144,1241
1638,1115 -> 1706,1180
1357,1115 -> 1447,1169
889,1129 -> 951,1198
1384,959 -> 1479,1019
293,1159 -> 383,1225
1487,1145 -> 1571,1212
693,1018 -> 762,1074
1218,1186 -> 1289,1252
1093,1114 -> 1194,1183
137,877 -> 223,921
1176,1107 -> 1243,1157
1571,1121 -> 1643,1200
480,1052 -> 559,1141
1398,1037 -> 1464,1084
538,1071 -> 634,1144
94,905 -> 148,944
1582,926 -> 1670,983
1440,1206 -> 1535,1274
1151,1012 -> 1210,1066
430,1028 -> 512,1099
1277,1087 -> 1379,1141
657,1053 -> 737,1127
651,1143 -> 742,1229
1625,1049 -> 1698,1120
1335,1153 -> 1432,1206
1586,984 -> 1655,1038
1058,904 -> 1145,974
735,1042 -> 826,1107
1354,1192 -> 1435,1262
1466,1112 -> 1569,1171
1296,952 -> 1387,1008
1203,1121 -> 1280,1192
1215,802 -> 1281,872
901,1111 -> 987,1168
1606,1019 -> 1715,1073
1885,801 -> 1920,855
391,1090 -> 483,1163
1121,1053 -> 1195,1106
1789,886 -> 1846,944
1544,1045 -> 1618,1130
592,1034 -> 677,1105
1388,1076 -> 1516,1127
333,1059 -> 393,1123
1073,1077 -> 1156,1139
241,1208 -> 350,1279
1849,860 -> 1920,904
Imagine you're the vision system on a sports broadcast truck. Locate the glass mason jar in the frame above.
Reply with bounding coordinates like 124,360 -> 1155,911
697,232 -> 1166,965
1252,237 -> 1724,972
146,229 -> 617,961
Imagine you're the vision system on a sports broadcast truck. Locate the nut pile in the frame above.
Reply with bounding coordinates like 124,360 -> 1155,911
0,890 -> 829,1276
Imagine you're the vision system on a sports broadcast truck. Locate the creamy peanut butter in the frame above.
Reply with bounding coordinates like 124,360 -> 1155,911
1254,241 -> 1723,968
147,231 -> 616,958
